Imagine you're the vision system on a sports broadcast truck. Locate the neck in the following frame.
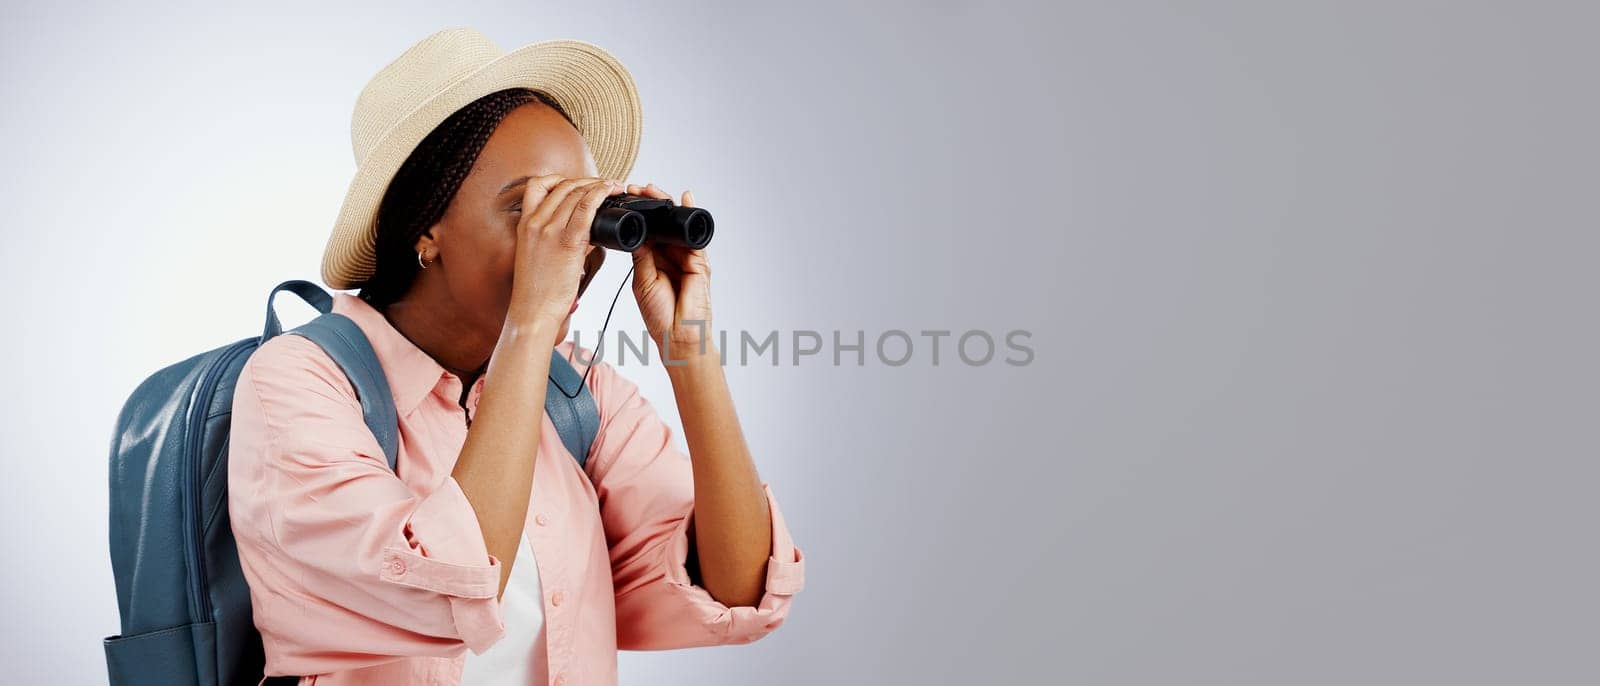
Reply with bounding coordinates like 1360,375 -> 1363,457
378,293 -> 495,382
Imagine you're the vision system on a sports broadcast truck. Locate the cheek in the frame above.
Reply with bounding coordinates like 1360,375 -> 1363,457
486,234 -> 518,300
445,220 -> 519,301
470,221 -> 518,280
493,238 -> 517,279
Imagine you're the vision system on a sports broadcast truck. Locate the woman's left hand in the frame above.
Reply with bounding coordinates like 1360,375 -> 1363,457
627,183 -> 714,355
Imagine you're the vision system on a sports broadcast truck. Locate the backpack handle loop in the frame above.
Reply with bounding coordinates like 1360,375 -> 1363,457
262,279 -> 335,341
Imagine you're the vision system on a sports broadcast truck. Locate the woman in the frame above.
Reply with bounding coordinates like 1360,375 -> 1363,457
228,28 -> 805,685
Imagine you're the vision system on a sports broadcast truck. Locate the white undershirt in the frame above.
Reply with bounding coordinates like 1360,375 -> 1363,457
459,535 -> 548,685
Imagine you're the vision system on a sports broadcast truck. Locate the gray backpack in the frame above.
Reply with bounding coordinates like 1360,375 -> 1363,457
104,279 -> 600,685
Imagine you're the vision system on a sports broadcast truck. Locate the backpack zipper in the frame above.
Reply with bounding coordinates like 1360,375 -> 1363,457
184,340 -> 253,621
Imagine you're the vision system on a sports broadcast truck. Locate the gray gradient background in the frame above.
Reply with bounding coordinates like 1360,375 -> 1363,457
3,1 -> 1596,684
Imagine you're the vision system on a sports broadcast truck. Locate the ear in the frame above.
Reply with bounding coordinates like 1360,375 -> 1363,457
413,226 -> 440,261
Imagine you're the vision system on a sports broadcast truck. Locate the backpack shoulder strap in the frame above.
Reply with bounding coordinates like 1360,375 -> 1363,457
263,280 -> 401,473
546,350 -> 600,470
286,314 -> 400,473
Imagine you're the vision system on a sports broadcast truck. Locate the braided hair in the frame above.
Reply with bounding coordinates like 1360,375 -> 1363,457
358,87 -> 576,309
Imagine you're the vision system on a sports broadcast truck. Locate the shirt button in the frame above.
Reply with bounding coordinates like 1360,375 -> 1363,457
535,513 -> 549,526
387,558 -> 406,576
553,674 -> 567,686
551,590 -> 565,607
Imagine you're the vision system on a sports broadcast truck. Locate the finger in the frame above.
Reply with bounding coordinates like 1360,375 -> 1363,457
541,178 -> 607,240
691,248 -> 710,278
651,253 -> 682,282
681,189 -> 695,208
657,244 -> 706,276
527,176 -> 601,231
519,174 -> 572,225
557,180 -> 625,246
553,178 -> 618,227
631,242 -> 660,290
641,182 -> 672,200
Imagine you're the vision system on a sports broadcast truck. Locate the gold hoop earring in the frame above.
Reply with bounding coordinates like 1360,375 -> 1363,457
418,250 -> 430,269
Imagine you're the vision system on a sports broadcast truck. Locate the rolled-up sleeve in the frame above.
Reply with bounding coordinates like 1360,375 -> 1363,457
582,359 -> 806,650
227,334 -> 505,675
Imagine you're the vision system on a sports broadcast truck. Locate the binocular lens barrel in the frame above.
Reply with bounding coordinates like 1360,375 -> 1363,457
590,194 -> 715,252
663,206 -> 714,250
591,209 -> 648,252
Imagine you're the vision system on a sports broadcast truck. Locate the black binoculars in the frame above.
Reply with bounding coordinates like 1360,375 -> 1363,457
589,194 -> 715,252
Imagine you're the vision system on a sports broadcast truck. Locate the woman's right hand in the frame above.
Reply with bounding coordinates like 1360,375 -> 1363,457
506,175 -> 627,327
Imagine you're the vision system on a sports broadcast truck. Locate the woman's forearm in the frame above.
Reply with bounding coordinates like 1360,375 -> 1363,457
451,316 -> 559,600
666,343 -> 774,608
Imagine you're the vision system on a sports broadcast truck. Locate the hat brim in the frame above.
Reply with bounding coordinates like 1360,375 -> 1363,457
321,39 -> 642,290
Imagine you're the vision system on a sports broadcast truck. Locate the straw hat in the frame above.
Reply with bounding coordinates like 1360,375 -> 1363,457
321,27 -> 643,289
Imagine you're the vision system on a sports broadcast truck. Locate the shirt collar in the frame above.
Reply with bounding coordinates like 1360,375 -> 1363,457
331,292 -> 456,415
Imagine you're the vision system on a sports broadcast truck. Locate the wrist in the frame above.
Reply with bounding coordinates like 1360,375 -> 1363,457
498,315 -> 563,352
507,294 -> 573,330
663,342 -> 721,382
653,317 -> 714,352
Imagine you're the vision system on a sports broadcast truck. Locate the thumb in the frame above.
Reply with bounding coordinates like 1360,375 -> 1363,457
631,244 -> 659,292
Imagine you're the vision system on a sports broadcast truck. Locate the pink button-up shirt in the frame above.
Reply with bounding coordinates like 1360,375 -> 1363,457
228,293 -> 806,685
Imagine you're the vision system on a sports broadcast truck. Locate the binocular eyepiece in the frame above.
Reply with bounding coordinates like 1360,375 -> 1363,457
590,194 -> 715,252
